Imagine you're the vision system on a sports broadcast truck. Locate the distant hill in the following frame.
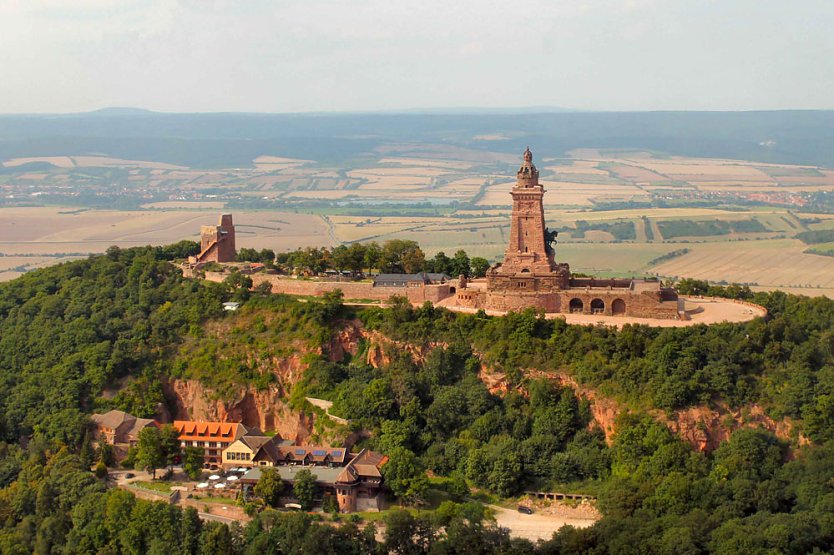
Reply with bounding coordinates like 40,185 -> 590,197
0,110 -> 832,168
86,107 -> 157,116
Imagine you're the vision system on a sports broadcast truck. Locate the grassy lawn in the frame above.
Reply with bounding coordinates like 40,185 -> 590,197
354,507 -> 422,522
131,481 -> 180,494
196,495 -> 237,504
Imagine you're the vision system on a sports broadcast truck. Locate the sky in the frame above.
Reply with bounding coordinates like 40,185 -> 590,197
1,0 -> 832,114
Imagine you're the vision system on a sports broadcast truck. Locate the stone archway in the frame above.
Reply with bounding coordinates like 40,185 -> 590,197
612,298 -> 626,315
590,298 -> 605,314
569,298 -> 584,313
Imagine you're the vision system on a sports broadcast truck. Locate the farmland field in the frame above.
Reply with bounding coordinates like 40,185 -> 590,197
651,239 -> 834,289
0,207 -> 334,258
3,145 -> 834,295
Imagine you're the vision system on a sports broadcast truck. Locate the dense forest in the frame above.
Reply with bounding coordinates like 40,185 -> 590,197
1,246 -> 834,553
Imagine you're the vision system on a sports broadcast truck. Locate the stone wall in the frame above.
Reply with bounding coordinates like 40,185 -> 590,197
457,283 -> 680,319
486,268 -> 570,291
556,290 -> 680,319
484,291 -> 561,312
202,272 -> 452,304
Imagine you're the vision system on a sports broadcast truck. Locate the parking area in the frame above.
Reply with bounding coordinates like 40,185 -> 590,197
490,505 -> 597,542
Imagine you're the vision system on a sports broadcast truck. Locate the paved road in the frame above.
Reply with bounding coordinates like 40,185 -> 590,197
490,505 -> 597,542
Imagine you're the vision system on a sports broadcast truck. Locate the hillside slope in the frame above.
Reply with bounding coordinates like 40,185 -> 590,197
3,250 -> 834,552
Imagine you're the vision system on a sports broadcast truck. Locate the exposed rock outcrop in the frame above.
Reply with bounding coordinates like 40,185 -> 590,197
161,379 -> 317,444
328,319 -> 365,362
363,331 -> 445,368
662,403 -> 806,452
156,316 -> 806,454
478,366 -> 805,452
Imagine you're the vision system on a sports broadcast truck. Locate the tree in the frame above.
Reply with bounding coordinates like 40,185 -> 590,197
381,447 -> 428,504
159,424 -> 181,470
429,251 -> 452,275
254,281 -> 273,296
402,248 -> 426,274
97,440 -> 115,467
346,243 -> 367,275
380,240 -> 425,274
470,257 -> 490,278
322,494 -> 339,514
94,461 -> 108,479
383,509 -> 436,555
330,245 -> 351,273
293,469 -> 318,511
80,432 -> 95,469
135,427 -> 165,479
364,242 -> 383,272
254,467 -> 284,508
448,471 -> 470,501
450,250 -> 471,278
486,452 -> 523,497
223,271 -> 253,302
236,248 -> 260,263
180,506 -> 202,555
182,447 -> 204,481
259,248 -> 276,265
199,521 -> 234,555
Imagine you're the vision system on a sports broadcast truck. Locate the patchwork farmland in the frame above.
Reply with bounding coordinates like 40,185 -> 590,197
3,146 -> 834,295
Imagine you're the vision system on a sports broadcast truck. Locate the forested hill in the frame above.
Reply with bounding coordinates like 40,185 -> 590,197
2,248 -> 834,552
0,241 -> 225,444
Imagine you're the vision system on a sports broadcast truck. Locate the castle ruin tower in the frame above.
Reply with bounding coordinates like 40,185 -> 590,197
194,213 -> 237,263
501,148 -> 557,274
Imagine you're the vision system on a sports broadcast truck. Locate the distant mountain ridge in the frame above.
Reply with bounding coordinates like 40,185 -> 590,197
0,109 -> 832,168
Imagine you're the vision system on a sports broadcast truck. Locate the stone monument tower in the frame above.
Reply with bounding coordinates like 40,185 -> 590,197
500,147 -> 558,274
454,147 -> 679,318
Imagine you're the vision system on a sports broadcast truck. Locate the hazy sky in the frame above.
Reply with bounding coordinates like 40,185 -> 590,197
1,0 -> 832,113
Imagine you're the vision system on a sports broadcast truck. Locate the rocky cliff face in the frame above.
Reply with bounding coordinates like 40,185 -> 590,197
662,403 -> 805,452
161,379 -> 317,444
363,331 -> 445,368
478,366 -> 803,452
158,317 -> 803,453
327,319 -> 365,362
156,322 -> 369,445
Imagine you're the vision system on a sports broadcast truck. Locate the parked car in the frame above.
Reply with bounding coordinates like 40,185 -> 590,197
125,473 -> 135,479
517,505 -> 533,515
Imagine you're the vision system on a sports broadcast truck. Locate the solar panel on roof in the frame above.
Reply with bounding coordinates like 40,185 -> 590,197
332,451 -> 342,457
294,449 -> 306,456
312,449 -> 327,456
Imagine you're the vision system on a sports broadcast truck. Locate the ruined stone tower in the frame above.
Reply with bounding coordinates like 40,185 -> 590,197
194,214 -> 236,263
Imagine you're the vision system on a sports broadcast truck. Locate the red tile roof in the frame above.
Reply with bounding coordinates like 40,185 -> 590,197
173,420 -> 256,442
